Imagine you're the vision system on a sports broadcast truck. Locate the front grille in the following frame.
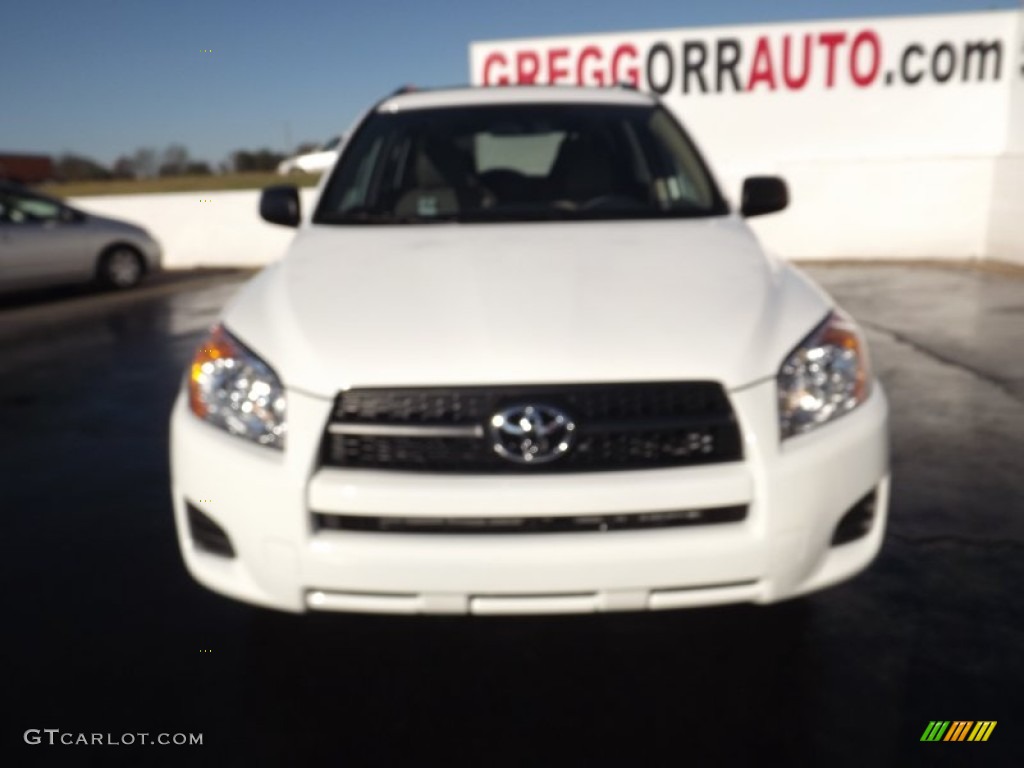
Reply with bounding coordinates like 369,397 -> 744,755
313,505 -> 747,534
321,382 -> 742,473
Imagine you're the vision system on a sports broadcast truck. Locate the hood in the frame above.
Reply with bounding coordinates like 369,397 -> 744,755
222,216 -> 832,398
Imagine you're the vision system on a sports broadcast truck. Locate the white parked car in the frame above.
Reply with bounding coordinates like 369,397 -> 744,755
275,135 -> 343,175
171,86 -> 889,615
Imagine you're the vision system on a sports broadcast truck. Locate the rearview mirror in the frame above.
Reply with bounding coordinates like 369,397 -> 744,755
741,177 -> 788,217
260,185 -> 301,227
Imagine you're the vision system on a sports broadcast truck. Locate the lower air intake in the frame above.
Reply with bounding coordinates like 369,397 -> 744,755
186,501 -> 236,557
831,491 -> 877,546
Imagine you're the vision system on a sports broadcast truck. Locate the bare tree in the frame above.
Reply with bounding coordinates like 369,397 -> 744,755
112,155 -> 137,179
185,161 -> 212,176
54,154 -> 111,181
160,144 -> 190,177
133,147 -> 158,179
232,148 -> 286,172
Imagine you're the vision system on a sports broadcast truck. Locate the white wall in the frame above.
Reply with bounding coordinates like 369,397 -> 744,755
1006,12 -> 1024,157
470,10 -> 1024,264
744,156 -> 995,260
70,188 -> 320,269
989,13 -> 1024,263
987,157 -> 1024,263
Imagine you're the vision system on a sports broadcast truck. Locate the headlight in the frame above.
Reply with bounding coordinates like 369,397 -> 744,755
188,324 -> 286,449
777,310 -> 871,439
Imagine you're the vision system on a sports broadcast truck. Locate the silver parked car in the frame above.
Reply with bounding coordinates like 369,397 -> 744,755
0,182 -> 161,292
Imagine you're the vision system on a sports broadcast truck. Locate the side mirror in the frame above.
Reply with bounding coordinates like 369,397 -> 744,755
260,185 -> 301,227
740,176 -> 788,217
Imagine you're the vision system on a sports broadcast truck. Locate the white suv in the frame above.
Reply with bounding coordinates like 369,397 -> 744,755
170,86 -> 889,615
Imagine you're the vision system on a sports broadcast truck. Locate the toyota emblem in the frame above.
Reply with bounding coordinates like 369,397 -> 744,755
489,403 -> 576,464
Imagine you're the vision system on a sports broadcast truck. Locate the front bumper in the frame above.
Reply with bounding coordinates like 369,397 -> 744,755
169,378 -> 889,614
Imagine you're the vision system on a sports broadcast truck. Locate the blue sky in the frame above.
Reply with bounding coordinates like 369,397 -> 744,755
1,0 -> 1017,167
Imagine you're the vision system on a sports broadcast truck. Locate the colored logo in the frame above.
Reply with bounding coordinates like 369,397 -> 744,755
920,721 -> 996,742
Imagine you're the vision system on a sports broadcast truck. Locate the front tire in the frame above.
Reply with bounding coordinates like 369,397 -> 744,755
97,245 -> 145,290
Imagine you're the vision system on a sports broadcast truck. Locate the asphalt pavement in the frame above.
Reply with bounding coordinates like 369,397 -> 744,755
4,263 -> 1022,767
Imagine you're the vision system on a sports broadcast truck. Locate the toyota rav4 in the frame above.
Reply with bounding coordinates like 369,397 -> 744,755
170,85 -> 889,615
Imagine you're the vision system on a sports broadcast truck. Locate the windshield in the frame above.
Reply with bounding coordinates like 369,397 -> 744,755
314,103 -> 728,224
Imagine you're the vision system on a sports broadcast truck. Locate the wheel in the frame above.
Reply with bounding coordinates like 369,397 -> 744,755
97,245 -> 145,290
